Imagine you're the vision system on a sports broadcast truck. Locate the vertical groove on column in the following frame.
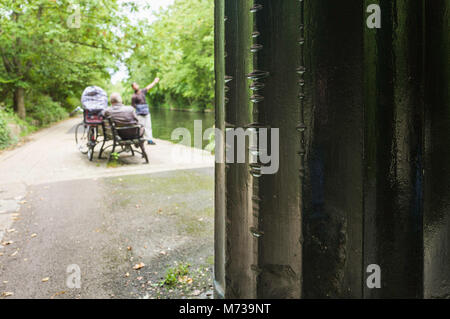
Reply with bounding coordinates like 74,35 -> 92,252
223,0 -> 234,299
247,0 -> 267,298
214,0 -> 226,299
295,0 -> 306,299
297,2 -> 306,293
223,0 -> 233,295
297,1 -> 306,166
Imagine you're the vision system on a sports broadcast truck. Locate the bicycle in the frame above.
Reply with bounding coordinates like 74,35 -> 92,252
73,106 -> 104,161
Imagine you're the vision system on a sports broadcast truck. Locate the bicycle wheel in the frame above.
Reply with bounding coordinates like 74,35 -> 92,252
75,123 -> 89,154
87,127 -> 96,161
87,146 -> 94,161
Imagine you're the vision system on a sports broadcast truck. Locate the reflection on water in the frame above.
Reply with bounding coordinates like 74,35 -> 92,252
150,107 -> 215,149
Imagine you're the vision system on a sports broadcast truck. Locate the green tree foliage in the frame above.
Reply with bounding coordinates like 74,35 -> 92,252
125,0 -> 214,111
0,0 -> 138,120
0,110 -> 11,148
0,0 -> 214,149
25,95 -> 68,126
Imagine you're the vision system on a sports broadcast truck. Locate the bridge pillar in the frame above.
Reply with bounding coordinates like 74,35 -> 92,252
214,0 -> 450,298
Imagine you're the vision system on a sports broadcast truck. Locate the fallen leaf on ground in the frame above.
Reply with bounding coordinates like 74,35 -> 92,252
125,272 -> 130,277
159,251 -> 167,255
180,276 -> 187,282
137,276 -> 143,281
7,229 -> 15,233
133,262 -> 145,270
10,251 -> 18,257
1,292 -> 13,297
41,277 -> 49,282
192,290 -> 201,296
127,246 -> 132,251
31,234 -> 37,238
50,291 -> 65,299
1,241 -> 13,246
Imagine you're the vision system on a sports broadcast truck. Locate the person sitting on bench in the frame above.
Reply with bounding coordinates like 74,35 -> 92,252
102,93 -> 144,139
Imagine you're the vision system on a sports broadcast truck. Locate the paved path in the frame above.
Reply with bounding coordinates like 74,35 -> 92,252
0,116 -> 213,186
0,117 -> 214,298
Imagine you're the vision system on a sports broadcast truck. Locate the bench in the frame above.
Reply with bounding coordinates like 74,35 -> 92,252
98,118 -> 149,164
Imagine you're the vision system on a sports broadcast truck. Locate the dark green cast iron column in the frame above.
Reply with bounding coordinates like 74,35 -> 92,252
302,0 -> 365,298
215,0 -> 450,299
363,0 -> 424,298
214,0 -> 226,298
423,0 -> 450,299
251,0 -> 303,299
223,0 -> 255,298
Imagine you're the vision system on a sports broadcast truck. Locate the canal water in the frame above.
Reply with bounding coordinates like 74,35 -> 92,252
150,107 -> 215,149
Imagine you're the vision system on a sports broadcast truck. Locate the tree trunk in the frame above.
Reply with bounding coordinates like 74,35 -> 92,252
14,87 -> 26,119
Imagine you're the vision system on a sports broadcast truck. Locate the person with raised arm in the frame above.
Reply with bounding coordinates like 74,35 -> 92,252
131,77 -> 160,145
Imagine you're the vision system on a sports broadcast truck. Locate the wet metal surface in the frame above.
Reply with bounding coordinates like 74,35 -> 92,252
424,0 -> 450,299
214,0 -> 226,299
216,0 -> 450,299
363,0 -> 424,298
223,0 -> 255,299
302,0 -> 364,298
253,0 -> 303,299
